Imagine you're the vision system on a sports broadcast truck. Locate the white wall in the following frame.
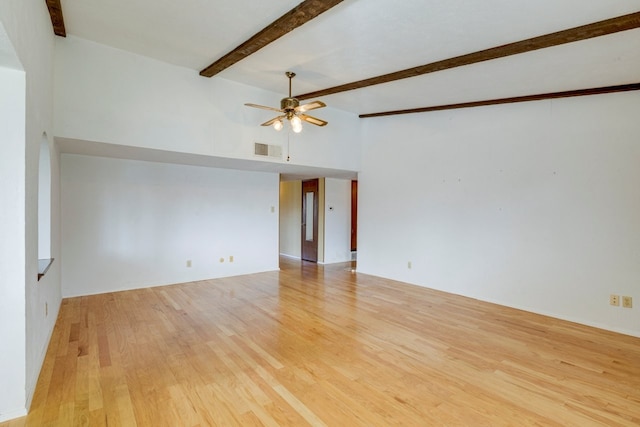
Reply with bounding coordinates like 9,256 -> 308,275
279,180 -> 302,258
0,1 -> 60,421
323,178 -> 352,264
317,178 -> 325,263
61,154 -> 280,297
54,36 -> 361,173
358,91 -> 640,337
0,61 -> 27,423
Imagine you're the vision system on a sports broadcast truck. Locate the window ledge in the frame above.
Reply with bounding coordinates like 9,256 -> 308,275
38,258 -> 54,281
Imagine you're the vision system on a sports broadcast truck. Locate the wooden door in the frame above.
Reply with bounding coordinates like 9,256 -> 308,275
351,180 -> 358,252
301,179 -> 319,262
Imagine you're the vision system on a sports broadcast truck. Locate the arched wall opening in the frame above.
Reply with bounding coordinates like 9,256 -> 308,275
38,132 -> 51,260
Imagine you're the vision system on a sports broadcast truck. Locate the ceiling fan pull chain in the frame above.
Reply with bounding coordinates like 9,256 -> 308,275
287,129 -> 291,162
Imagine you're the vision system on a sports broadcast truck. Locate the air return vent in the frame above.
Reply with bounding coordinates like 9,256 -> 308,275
254,142 -> 282,159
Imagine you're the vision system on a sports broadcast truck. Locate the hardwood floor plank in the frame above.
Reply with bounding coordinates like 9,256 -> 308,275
4,258 -> 640,426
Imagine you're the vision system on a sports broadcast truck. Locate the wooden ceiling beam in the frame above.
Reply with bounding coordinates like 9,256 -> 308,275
200,0 -> 344,77
358,82 -> 640,118
45,0 -> 66,37
297,11 -> 640,100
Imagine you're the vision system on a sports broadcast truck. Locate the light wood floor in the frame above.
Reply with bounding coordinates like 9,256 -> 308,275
4,258 -> 640,426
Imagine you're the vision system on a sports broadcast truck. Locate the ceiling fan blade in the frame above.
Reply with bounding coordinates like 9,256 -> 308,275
299,114 -> 328,127
261,115 -> 286,127
245,103 -> 283,113
295,100 -> 326,113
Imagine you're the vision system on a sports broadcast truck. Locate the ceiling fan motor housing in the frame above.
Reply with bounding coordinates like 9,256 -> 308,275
281,97 -> 299,118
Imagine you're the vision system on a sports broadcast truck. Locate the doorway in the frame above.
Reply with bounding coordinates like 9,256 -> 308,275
301,179 -> 319,262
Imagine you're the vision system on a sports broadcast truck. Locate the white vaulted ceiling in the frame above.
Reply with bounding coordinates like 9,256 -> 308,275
58,0 -> 640,116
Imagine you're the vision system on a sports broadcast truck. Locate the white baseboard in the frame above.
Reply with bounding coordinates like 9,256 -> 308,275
0,407 -> 27,423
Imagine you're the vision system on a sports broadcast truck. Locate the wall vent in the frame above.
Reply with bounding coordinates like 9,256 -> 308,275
254,142 -> 282,159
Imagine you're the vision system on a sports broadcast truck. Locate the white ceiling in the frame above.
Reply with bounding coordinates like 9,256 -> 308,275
59,0 -> 640,115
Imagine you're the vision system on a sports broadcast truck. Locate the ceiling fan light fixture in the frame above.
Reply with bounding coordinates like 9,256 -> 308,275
291,116 -> 302,133
273,119 -> 283,131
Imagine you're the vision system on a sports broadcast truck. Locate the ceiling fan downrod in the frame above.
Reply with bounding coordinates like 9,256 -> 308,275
286,71 -> 295,98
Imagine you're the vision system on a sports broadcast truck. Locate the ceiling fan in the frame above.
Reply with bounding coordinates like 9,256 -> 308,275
245,71 -> 328,133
